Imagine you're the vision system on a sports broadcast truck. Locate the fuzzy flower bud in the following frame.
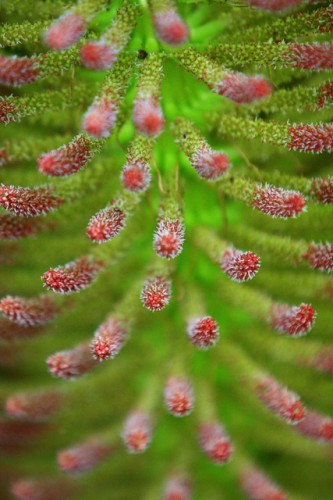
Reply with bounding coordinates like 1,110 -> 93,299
82,98 -> 118,138
42,256 -> 105,294
0,295 -> 58,327
121,161 -> 151,193
290,43 -> 333,70
5,391 -> 62,422
311,178 -> 333,204
240,467 -> 288,500
304,243 -> 333,272
133,98 -> 164,137
257,377 -> 306,424
295,410 -> 333,443
87,205 -> 127,243
220,248 -> 260,282
47,342 -> 98,380
81,42 -> 118,71
153,218 -> 185,259
288,124 -> 333,153
141,275 -> 171,311
11,478 -> 72,500
252,184 -> 306,218
44,12 -> 86,50
91,316 -> 128,361
122,410 -> 153,453
0,215 -> 46,240
164,475 -> 192,500
270,302 -> 316,337
164,377 -> 194,417
198,423 -> 233,464
57,439 -> 110,474
216,72 -> 272,104
153,10 -> 188,46
38,135 -> 94,177
0,184 -> 62,217
0,55 -> 39,86
191,146 -> 230,181
187,316 -> 219,350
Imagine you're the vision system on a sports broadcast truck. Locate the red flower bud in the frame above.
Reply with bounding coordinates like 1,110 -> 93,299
241,467 -> 288,500
257,377 -> 306,424
91,316 -> 128,361
311,178 -> 333,204
304,242 -> 333,272
47,342 -> 98,379
220,249 -> 260,282
121,161 -> 151,193
296,410 -> 333,443
141,275 -> 171,311
198,423 -> 233,464
82,98 -> 118,138
270,302 -> 316,336
216,72 -> 272,103
187,316 -> 219,349
122,410 -> 153,453
153,218 -> 185,259
0,55 -> 39,86
252,184 -> 306,218
81,42 -> 118,70
57,439 -> 110,474
164,377 -> 194,417
0,184 -> 62,217
153,10 -> 188,46
291,43 -> 333,70
0,295 -> 58,327
288,124 -> 333,153
133,98 -> 164,137
164,475 -> 192,500
44,12 -> 86,50
5,391 -> 62,422
87,206 -> 127,243
191,146 -> 230,181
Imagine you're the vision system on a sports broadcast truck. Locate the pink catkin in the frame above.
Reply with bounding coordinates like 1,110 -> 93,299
11,478 -> 72,500
252,185 -> 306,218
57,440 -> 110,474
311,178 -> 333,204
220,249 -> 260,282
42,256 -> 105,294
164,377 -> 194,417
257,377 -> 306,424
216,72 -> 272,104
153,10 -> 188,46
133,98 -> 164,137
187,316 -> 219,349
81,42 -> 119,70
87,206 -> 127,243
141,276 -> 171,311
198,423 -> 233,464
153,218 -> 185,259
5,391 -> 62,422
82,98 -> 118,138
0,214 -> 44,240
0,184 -> 62,217
164,475 -> 192,500
245,0 -> 302,11
38,136 -> 94,177
91,316 -> 128,361
47,342 -> 98,379
44,12 -> 86,50
290,43 -> 333,70
241,467 -> 288,500
288,124 -> 333,153
191,146 -> 230,181
270,302 -> 316,336
0,295 -> 58,327
0,55 -> 39,86
295,410 -> 333,443
304,243 -> 333,272
122,410 -> 152,453
121,161 -> 151,193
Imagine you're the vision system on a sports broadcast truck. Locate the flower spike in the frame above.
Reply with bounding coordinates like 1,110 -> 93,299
198,422 -> 233,464
270,302 -> 316,337
220,248 -> 260,282
0,295 -> 59,327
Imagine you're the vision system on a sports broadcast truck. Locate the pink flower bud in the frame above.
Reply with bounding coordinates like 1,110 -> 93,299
252,185 -> 306,218
44,12 -> 86,50
220,249 -> 260,282
304,243 -> 333,272
0,55 -> 39,86
0,295 -> 58,327
198,423 -> 233,464
80,42 -> 118,70
0,184 -> 63,217
245,0 -> 302,11
295,410 -> 333,443
187,316 -> 219,349
122,410 -> 153,453
82,98 -> 118,138
311,178 -> 333,204
141,275 -> 171,311
133,98 -> 164,137
47,342 -> 98,379
153,10 -> 188,46
291,43 -> 333,70
216,72 -> 272,104
0,215 -> 45,240
87,206 -> 127,243
164,377 -> 194,417
121,161 -> 151,193
270,302 -> 316,336
57,439 -> 110,474
38,136 -> 94,177
5,391 -> 62,422
91,316 -> 128,361
191,146 -> 230,181
164,475 -> 192,500
11,478 -> 72,500
241,467 -> 288,500
153,218 -> 185,259
288,124 -> 333,153
42,256 -> 105,294
257,377 -> 306,424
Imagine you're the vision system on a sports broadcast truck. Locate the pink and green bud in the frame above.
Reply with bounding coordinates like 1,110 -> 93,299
87,205 -> 127,243
220,248 -> 261,282
141,275 -> 171,311
122,410 -> 153,454
304,242 -> 333,272
252,184 -> 306,218
47,342 -> 98,380
270,302 -> 316,336
0,55 -> 39,86
198,422 -> 233,464
257,377 -> 306,424
0,184 -> 63,217
187,316 -> 219,350
288,124 -> 333,153
91,316 -> 128,361
0,295 -> 59,327
164,376 -> 194,417
153,218 -> 185,259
